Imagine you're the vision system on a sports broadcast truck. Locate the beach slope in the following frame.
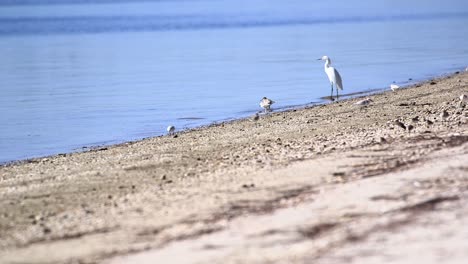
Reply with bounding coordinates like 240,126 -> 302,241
1,72 -> 467,264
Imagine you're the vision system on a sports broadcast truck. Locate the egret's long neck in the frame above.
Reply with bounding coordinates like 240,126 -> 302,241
324,58 -> 331,69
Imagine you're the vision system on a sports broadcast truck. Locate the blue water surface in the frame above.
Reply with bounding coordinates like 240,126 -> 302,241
1,0 -> 468,163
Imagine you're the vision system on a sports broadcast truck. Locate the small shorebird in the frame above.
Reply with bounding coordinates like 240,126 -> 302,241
460,94 -> 468,107
167,125 -> 175,135
259,97 -> 275,112
354,98 -> 373,106
460,94 -> 468,102
390,84 -> 400,91
318,55 -> 343,101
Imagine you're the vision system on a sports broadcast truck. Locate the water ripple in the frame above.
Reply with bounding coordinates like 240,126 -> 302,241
1,12 -> 467,36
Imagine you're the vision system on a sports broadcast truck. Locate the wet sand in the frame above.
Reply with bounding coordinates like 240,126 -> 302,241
1,71 -> 467,264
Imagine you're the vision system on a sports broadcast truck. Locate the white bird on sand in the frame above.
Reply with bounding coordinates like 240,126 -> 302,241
460,94 -> 468,107
461,94 -> 468,102
318,55 -> 343,101
354,98 -> 373,106
465,66 -> 468,72
259,97 -> 275,112
167,125 -> 175,135
390,84 -> 400,91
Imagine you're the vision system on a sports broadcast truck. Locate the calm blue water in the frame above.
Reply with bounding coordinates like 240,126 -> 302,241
1,0 -> 468,163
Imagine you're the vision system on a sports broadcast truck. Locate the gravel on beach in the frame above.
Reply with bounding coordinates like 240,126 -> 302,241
1,71 -> 468,264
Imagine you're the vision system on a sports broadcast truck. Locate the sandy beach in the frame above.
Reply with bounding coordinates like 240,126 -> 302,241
1,71 -> 468,263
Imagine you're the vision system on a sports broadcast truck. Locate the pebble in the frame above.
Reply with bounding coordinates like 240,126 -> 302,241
242,183 -> 255,188
252,113 -> 260,121
43,227 -> 51,234
394,120 -> 406,130
332,172 -> 346,177
85,209 -> 94,214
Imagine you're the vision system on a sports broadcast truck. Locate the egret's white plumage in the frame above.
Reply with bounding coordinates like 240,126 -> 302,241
390,84 -> 400,91
259,97 -> 275,112
318,55 -> 343,101
167,125 -> 175,135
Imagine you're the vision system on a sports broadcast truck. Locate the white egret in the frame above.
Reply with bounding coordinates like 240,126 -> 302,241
167,125 -> 175,135
259,97 -> 275,112
318,55 -> 343,101
390,84 -> 400,91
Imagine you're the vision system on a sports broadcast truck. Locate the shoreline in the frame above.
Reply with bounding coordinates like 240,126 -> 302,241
1,71 -> 467,264
1,68 -> 464,167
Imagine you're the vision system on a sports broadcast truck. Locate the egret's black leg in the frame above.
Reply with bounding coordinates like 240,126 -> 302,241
330,84 -> 334,101
336,87 -> 339,101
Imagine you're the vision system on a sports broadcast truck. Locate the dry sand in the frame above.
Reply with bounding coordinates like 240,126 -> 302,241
1,71 -> 467,264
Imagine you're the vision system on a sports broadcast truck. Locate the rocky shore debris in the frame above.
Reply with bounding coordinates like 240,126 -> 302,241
394,120 -> 407,130
354,98 -> 373,107
252,113 -> 260,122
440,110 -> 449,121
